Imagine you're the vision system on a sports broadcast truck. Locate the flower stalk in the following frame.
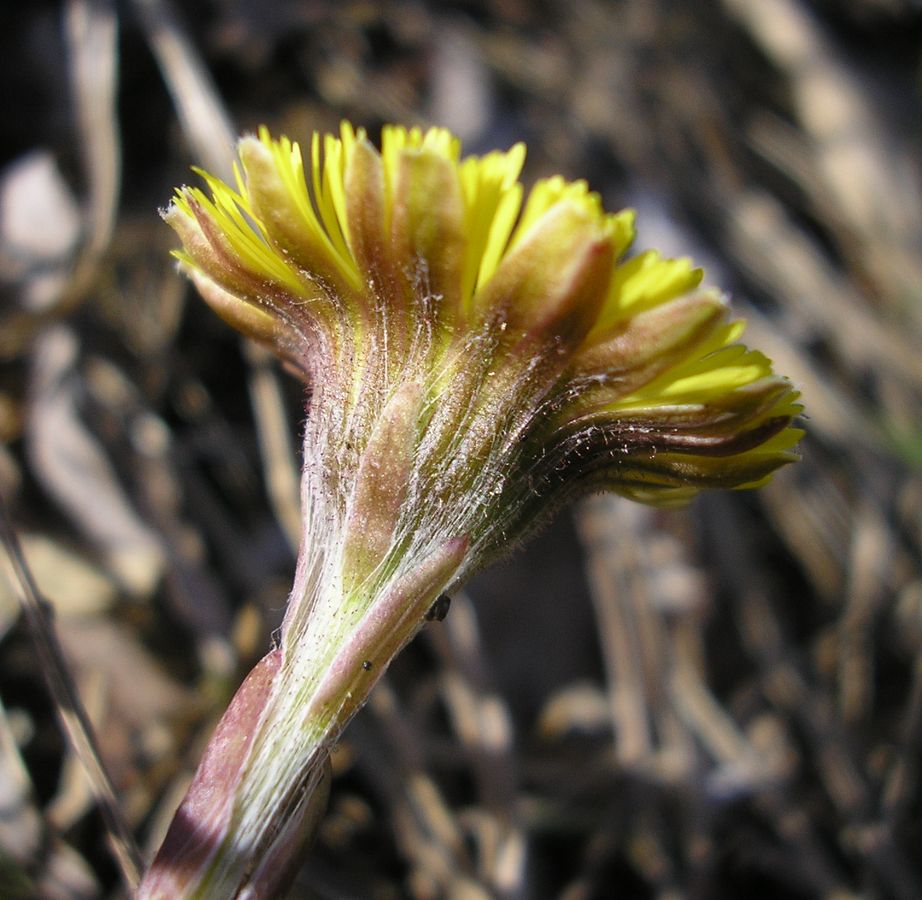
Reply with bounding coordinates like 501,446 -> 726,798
139,123 -> 802,896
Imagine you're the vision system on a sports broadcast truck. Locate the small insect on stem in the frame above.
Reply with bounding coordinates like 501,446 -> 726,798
425,594 -> 451,622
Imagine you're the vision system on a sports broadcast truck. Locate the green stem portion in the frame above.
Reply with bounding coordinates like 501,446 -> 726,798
138,499 -> 467,898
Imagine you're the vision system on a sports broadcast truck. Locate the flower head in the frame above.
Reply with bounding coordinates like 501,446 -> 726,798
166,122 -> 800,572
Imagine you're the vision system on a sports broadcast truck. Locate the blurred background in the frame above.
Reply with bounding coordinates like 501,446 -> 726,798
1,0 -> 921,897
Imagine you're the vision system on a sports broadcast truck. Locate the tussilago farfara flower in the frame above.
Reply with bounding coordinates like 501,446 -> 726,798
167,123 -> 800,554
143,124 -> 801,897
